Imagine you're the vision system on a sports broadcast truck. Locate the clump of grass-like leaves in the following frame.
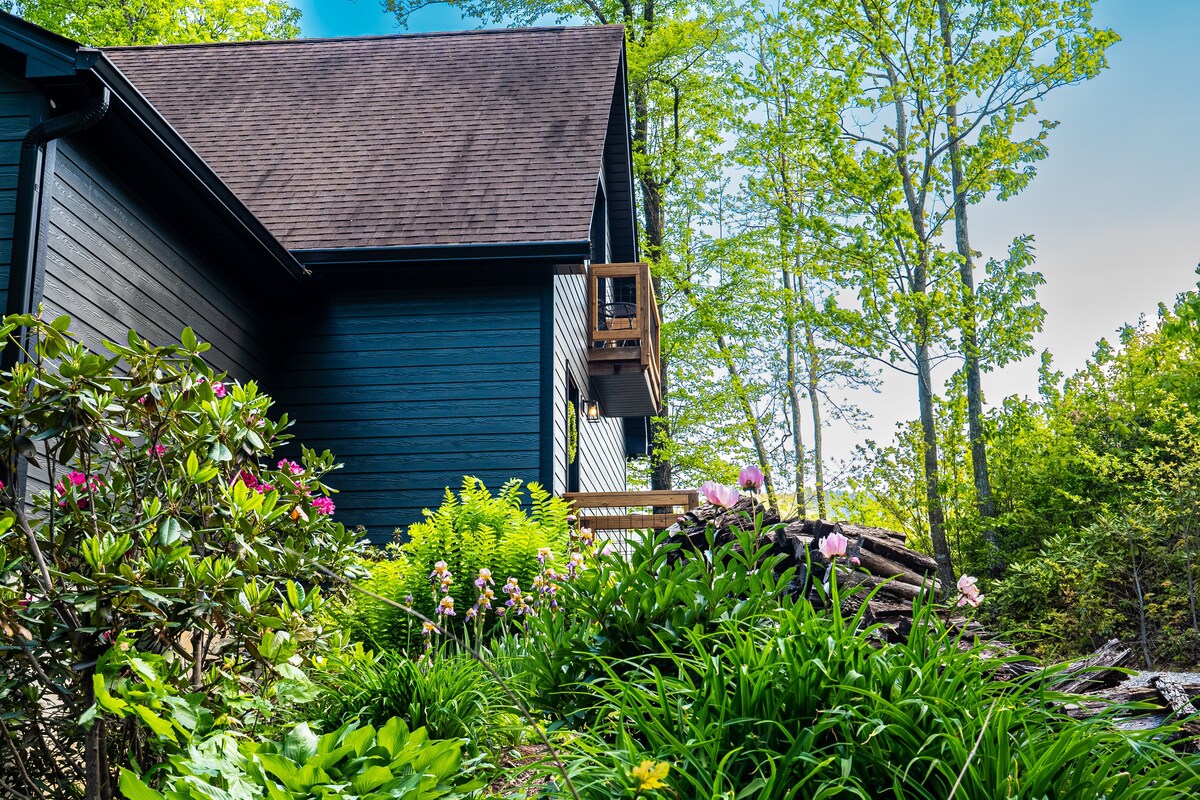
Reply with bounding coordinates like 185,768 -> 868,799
528,525 -> 1200,799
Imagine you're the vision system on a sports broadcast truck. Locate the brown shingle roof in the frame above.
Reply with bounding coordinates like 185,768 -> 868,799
104,26 -> 625,251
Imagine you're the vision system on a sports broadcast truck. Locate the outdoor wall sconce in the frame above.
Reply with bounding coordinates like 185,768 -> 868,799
583,399 -> 601,423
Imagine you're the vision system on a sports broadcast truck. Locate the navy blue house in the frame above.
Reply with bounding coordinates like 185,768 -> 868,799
0,13 -> 661,541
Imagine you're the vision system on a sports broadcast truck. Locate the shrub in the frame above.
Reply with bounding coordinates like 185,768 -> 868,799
0,315 -> 364,799
118,716 -> 481,799
345,477 -> 570,650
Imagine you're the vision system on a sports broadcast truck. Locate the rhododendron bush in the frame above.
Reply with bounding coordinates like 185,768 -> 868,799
0,314 -> 364,799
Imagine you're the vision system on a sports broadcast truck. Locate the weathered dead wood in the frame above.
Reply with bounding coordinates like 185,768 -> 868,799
1054,639 -> 1134,695
1149,675 -> 1200,752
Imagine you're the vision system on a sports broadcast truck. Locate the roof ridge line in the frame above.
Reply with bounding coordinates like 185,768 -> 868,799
103,23 -> 625,51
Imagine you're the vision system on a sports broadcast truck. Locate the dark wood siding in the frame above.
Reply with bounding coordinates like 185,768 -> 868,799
41,140 -> 275,383
0,72 -> 40,314
553,271 -> 625,495
278,284 -> 544,542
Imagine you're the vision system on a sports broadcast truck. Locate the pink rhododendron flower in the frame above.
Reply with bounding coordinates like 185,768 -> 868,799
277,459 -> 304,476
212,382 -> 227,398
738,465 -> 765,491
700,481 -> 740,509
818,532 -> 848,559
311,496 -> 335,515
56,471 -> 100,509
957,575 -> 984,607
148,444 -> 165,457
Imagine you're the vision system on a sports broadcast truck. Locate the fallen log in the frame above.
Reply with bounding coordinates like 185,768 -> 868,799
1055,639 -> 1134,695
1150,675 -> 1200,751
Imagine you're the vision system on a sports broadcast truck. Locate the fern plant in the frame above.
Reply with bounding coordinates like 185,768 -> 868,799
348,477 -> 570,650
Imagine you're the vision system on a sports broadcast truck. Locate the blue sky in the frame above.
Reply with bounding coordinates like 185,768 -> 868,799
294,0 -> 472,37
290,0 -> 1200,458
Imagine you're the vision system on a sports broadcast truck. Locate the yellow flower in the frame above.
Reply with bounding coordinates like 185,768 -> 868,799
631,760 -> 669,791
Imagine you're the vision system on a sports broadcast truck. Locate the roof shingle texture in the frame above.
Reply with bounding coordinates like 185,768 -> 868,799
105,26 -> 624,251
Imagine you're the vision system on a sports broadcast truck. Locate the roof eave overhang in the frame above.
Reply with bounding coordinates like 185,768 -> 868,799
292,240 -> 592,268
89,56 -> 305,282
0,11 -> 304,283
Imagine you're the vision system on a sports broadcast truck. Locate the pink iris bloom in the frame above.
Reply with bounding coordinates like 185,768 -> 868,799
700,481 -> 740,509
818,532 -> 848,560
738,465 -> 765,491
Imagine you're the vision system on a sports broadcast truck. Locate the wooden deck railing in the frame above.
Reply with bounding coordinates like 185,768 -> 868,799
587,263 -> 662,411
563,490 -> 699,531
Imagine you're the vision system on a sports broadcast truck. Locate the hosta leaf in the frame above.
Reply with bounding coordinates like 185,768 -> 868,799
280,722 -> 319,763
351,765 -> 394,794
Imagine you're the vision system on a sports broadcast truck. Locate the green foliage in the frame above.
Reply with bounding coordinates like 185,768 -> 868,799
309,648 -> 512,751
345,477 -> 569,650
549,602 -> 1200,799
8,0 -> 301,46
0,314 -> 363,797
514,520 -> 797,715
496,525 -> 1200,798
118,716 -> 481,800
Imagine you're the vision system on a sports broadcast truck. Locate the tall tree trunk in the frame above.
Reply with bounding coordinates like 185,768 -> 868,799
916,292 -> 955,593
632,73 -> 672,497
795,265 -> 828,519
881,52 -> 956,593
938,0 -> 1000,575
783,244 -> 809,517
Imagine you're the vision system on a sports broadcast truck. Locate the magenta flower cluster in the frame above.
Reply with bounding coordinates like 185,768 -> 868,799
56,471 -> 101,509
237,470 -> 275,495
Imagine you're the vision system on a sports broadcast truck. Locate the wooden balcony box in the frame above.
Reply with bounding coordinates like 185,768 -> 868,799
587,262 -> 662,417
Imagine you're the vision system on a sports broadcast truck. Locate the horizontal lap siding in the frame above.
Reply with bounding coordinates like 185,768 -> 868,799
278,286 -> 542,543
553,272 -> 625,495
42,141 -> 273,383
0,73 -> 39,315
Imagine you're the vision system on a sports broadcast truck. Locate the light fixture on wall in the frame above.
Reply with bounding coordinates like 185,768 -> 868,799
582,399 -> 601,424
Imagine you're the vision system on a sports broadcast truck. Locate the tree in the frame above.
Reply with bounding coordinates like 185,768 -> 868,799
8,0 -> 301,45
933,0 -> 1115,573
382,0 -> 733,496
736,5 -> 876,518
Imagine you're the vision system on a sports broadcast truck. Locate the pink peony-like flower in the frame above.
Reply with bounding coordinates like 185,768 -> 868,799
818,532 -> 848,560
738,465 -> 765,491
311,496 -> 335,515
956,575 -> 984,608
700,481 -> 741,509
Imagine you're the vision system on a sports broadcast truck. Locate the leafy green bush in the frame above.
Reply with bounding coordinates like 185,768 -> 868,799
0,314 -> 364,799
119,716 -> 481,799
345,477 -> 570,650
309,648 -> 513,751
